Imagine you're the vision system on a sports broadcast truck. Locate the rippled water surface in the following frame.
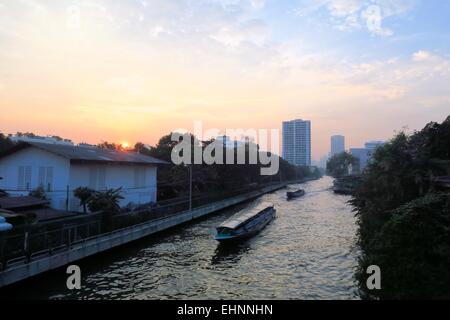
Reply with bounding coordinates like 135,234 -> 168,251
4,177 -> 360,300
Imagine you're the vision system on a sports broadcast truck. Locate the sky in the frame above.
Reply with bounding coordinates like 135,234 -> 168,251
0,0 -> 449,160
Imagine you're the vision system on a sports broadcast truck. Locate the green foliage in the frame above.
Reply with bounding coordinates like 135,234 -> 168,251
358,193 -> 450,299
0,133 -> 14,154
326,151 -> 358,178
311,167 -> 323,179
97,141 -> 120,150
29,186 -> 47,200
73,187 -> 94,213
137,133 -> 319,200
353,116 -> 450,299
87,188 -> 124,214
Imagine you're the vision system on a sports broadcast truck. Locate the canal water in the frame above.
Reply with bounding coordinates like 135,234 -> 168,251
3,177 -> 360,300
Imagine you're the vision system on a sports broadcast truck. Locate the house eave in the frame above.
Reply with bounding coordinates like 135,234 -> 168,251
69,159 -> 162,166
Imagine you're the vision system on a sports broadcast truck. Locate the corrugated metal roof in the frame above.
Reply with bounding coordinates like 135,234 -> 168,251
0,142 -> 169,166
219,202 -> 274,230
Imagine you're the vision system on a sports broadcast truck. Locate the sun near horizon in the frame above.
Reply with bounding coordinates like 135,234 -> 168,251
0,1 -> 449,160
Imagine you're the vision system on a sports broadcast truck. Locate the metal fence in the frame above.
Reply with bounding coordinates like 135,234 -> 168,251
0,220 -> 101,271
0,181 -> 285,271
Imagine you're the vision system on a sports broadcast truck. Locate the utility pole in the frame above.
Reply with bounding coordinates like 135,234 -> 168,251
66,185 -> 70,212
189,164 -> 193,211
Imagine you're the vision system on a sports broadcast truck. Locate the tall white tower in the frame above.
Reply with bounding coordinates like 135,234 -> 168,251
282,119 -> 311,166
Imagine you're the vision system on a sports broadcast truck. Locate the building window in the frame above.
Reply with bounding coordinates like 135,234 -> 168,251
134,167 -> 146,188
98,167 -> 106,190
89,167 -> 98,189
89,166 -> 107,190
39,167 -> 54,191
18,166 -> 32,191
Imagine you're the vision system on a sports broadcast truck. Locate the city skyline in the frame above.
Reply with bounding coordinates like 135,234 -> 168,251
1,1 -> 449,160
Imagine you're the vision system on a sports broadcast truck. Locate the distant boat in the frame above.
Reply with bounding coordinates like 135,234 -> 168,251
215,202 -> 276,243
287,189 -> 305,199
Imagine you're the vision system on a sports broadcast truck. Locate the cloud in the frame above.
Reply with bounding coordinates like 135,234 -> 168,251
293,0 -> 416,36
327,0 -> 363,17
0,0 -> 448,158
345,51 -> 450,104
250,0 -> 265,9
412,50 -> 432,62
211,19 -> 270,47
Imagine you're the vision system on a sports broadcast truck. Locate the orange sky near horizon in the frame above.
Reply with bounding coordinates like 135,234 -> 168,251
1,1 -> 449,160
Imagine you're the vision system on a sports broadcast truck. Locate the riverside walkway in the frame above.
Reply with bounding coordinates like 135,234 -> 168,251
0,182 -> 288,288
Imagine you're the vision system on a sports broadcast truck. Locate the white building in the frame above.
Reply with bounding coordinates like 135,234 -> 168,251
331,135 -> 345,156
282,119 -> 311,166
350,141 -> 385,174
0,142 -> 167,212
365,141 -> 385,153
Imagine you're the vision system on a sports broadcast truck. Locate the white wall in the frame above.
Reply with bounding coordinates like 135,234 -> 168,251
69,164 -> 157,212
0,148 -> 158,212
0,147 -> 71,209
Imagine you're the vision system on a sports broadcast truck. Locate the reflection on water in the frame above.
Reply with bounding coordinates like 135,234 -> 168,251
211,242 -> 252,265
2,177 -> 360,300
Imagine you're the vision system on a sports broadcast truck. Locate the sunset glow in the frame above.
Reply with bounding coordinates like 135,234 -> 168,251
0,0 -> 449,160
121,141 -> 130,150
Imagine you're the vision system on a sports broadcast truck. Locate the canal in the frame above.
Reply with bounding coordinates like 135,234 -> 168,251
2,177 -> 360,300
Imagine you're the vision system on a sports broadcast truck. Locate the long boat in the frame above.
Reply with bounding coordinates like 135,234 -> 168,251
215,202 -> 276,243
287,189 -> 305,199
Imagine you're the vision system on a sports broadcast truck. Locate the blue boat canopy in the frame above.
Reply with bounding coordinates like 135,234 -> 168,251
219,202 -> 274,230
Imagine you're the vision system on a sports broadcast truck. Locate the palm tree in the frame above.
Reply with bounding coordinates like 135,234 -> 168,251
87,188 -> 124,214
73,187 -> 94,213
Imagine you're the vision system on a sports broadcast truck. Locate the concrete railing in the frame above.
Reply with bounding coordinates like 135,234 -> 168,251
0,182 -> 287,288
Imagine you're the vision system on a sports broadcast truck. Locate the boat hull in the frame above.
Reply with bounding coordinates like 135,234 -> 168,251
287,190 -> 305,199
215,209 -> 276,243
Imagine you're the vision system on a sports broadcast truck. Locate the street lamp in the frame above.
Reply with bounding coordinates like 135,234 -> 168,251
189,164 -> 193,211
183,164 -> 193,211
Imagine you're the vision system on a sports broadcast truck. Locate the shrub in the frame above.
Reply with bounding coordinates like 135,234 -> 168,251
73,187 -> 95,213
358,193 -> 450,299
29,186 -> 47,200
87,188 -> 124,214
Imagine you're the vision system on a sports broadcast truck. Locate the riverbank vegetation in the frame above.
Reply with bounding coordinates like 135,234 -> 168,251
352,116 -> 450,299
135,133 -> 321,200
326,151 -> 358,178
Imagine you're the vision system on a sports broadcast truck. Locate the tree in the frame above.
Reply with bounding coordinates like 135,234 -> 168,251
352,116 -> 450,299
326,152 -> 358,178
0,133 -> 14,154
73,187 -> 94,213
134,142 -> 152,156
357,192 -> 450,299
97,141 -> 119,150
87,188 -> 124,214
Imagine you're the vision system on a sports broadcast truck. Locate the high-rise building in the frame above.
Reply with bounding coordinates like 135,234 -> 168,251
282,119 -> 311,166
350,141 -> 385,174
330,135 -> 345,156
365,141 -> 385,153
